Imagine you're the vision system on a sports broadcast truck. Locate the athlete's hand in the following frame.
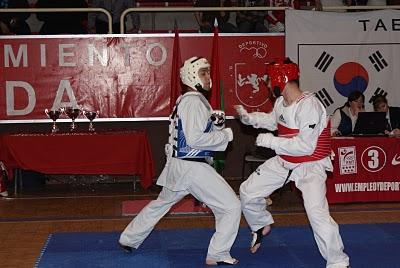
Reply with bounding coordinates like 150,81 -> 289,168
211,110 -> 225,129
256,133 -> 274,148
331,130 -> 342,137
235,105 -> 252,125
387,128 -> 400,138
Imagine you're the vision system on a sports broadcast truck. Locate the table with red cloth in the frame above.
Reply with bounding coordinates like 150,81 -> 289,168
0,130 -> 155,190
327,136 -> 400,203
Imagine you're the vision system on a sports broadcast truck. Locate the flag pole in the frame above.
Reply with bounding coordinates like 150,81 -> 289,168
211,18 -> 226,174
169,19 -> 181,113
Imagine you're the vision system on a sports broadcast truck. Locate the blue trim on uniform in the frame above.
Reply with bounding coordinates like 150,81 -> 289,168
175,118 -> 214,158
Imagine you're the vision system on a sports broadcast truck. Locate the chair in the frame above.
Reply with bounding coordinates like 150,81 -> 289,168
241,146 -> 275,180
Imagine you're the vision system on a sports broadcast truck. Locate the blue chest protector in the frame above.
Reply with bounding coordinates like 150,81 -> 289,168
174,118 -> 214,158
170,94 -> 214,159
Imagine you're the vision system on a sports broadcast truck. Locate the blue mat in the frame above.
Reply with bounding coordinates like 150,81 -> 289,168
36,223 -> 400,268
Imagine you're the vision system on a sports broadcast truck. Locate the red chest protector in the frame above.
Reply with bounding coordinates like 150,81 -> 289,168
275,95 -> 331,163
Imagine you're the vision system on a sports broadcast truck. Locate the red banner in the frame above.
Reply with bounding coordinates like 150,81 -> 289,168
0,34 -> 284,122
327,137 -> 400,203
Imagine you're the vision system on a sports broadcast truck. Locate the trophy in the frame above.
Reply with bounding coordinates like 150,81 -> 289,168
45,108 -> 64,133
83,110 -> 99,132
64,107 -> 81,131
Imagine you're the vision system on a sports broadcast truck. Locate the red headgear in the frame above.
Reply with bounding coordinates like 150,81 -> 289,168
266,58 -> 299,96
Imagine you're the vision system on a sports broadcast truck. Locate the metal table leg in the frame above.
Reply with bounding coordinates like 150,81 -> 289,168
14,169 -> 22,196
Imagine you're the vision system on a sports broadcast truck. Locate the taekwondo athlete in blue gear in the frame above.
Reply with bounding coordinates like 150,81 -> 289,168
119,56 -> 241,266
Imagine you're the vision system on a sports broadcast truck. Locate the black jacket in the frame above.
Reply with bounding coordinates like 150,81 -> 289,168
388,106 -> 400,131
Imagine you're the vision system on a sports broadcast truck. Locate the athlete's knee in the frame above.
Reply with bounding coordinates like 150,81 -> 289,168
304,197 -> 328,213
217,200 -> 241,223
305,204 -> 333,226
239,181 -> 253,206
231,206 -> 242,222
227,197 -> 241,215
239,181 -> 248,198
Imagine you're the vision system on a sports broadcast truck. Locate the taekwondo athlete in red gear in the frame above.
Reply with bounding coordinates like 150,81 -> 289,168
119,56 -> 241,266
235,58 -> 350,268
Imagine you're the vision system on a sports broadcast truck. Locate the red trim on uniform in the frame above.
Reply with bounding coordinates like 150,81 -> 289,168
277,124 -> 299,136
296,93 -> 307,103
278,124 -> 331,163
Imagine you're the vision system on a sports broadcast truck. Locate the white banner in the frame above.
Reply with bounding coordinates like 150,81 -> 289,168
285,9 -> 400,115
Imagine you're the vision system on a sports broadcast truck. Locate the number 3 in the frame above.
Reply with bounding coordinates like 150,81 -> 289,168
368,149 -> 379,169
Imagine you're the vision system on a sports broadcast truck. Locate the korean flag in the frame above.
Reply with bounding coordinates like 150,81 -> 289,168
298,44 -> 400,115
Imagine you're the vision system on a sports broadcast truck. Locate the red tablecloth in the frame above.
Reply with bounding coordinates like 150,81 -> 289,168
327,137 -> 400,203
0,130 -> 155,189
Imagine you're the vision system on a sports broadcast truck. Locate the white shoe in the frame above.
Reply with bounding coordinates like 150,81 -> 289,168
0,191 -> 9,197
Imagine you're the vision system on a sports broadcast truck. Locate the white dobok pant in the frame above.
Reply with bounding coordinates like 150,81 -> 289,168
119,161 -> 241,262
240,156 -> 350,268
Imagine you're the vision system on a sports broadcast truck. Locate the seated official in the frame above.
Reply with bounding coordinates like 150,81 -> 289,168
372,95 -> 400,137
331,90 -> 365,136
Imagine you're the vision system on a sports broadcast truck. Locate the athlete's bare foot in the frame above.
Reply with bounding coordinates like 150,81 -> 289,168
250,225 -> 271,254
206,257 -> 238,266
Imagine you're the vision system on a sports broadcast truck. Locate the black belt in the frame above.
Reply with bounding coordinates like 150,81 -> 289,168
177,157 -> 208,163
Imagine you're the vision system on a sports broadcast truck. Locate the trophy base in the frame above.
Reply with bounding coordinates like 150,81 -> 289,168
51,122 -> 59,134
88,122 -> 95,132
70,121 -> 77,132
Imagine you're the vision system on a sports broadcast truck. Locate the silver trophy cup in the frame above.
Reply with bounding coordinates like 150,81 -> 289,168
83,110 -> 99,132
64,107 -> 81,131
45,108 -> 64,133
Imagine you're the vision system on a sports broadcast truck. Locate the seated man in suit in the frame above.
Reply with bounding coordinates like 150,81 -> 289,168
373,95 -> 400,137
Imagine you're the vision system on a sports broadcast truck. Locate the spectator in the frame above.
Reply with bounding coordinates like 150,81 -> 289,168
88,0 -> 140,34
226,0 -> 239,28
0,21 -> 10,34
236,0 -> 268,33
330,90 -> 365,137
35,0 -> 88,34
372,94 -> 400,137
194,0 -> 238,33
265,0 -> 299,32
0,0 -> 31,35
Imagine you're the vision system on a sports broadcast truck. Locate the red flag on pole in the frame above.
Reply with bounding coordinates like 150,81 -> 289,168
210,19 -> 225,173
169,22 -> 182,113
210,18 -> 221,110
